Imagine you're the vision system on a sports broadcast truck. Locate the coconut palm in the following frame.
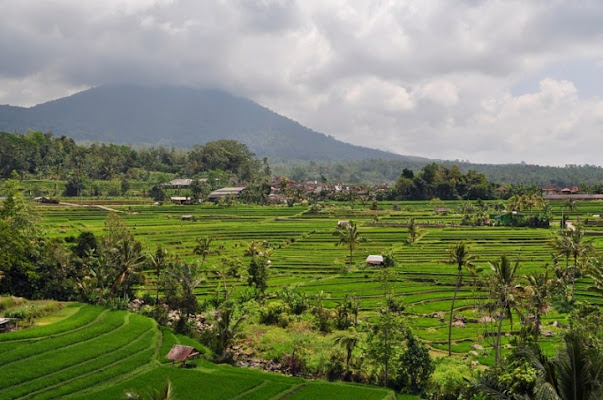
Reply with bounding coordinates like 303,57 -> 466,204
586,257 -> 603,294
407,218 -> 423,244
333,327 -> 362,376
148,246 -> 168,304
333,221 -> 369,268
525,270 -> 554,338
562,226 -> 594,303
110,239 -> 146,298
563,198 -> 579,222
488,255 -> 520,371
193,236 -> 213,266
532,332 -> 603,400
447,242 -> 476,356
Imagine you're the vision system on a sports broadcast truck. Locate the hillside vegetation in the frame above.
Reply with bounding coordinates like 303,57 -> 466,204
0,303 -> 395,400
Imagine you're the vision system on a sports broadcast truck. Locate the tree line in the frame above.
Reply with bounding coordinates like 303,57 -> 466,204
0,131 -> 269,183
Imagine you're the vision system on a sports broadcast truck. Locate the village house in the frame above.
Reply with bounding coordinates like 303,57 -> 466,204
207,187 -> 247,201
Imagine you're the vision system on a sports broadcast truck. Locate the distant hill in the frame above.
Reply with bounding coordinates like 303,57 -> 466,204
0,85 -> 419,162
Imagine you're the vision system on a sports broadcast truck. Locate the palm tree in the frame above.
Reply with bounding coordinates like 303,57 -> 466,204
563,226 -> 594,302
193,236 -> 213,266
488,255 -> 520,371
525,270 -> 554,338
407,218 -> 423,244
561,199 -> 578,228
333,221 -> 369,269
148,246 -> 168,304
125,380 -> 174,400
532,332 -> 603,400
586,257 -> 603,294
447,242 -> 476,356
110,239 -> 146,298
333,327 -> 362,376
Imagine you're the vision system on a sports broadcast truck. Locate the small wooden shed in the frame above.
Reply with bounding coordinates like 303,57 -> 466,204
166,344 -> 200,367
0,318 -> 18,333
366,255 -> 384,265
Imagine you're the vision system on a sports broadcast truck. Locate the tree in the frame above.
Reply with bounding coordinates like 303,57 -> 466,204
247,254 -> 270,296
213,300 -> 246,360
488,255 -> 520,371
395,329 -> 434,395
148,246 -> 168,304
149,185 -> 166,202
333,221 -> 369,269
367,308 -> 404,388
333,327 -> 362,377
524,269 -> 554,338
109,239 -> 146,299
120,177 -> 130,196
557,227 -> 594,303
447,242 -> 476,356
64,173 -> 85,197
531,331 -> 603,400
406,218 -> 423,244
165,262 -> 204,317
193,236 -> 213,266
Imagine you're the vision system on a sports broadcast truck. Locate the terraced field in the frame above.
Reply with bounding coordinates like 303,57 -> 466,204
0,303 -> 395,400
37,200 -> 603,360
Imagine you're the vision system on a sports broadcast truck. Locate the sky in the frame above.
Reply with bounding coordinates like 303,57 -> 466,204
1,0 -> 603,166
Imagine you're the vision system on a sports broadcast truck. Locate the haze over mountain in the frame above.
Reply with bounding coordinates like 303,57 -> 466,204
0,85 -> 417,162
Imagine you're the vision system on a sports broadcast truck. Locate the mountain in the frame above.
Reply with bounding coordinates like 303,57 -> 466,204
0,85 -> 417,161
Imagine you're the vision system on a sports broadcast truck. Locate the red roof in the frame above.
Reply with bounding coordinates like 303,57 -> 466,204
166,345 -> 199,362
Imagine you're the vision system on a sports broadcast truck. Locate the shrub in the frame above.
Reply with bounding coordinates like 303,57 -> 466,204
259,301 -> 290,327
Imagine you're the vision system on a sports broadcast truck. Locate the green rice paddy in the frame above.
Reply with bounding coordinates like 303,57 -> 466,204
0,304 -> 395,400
35,200 -> 603,357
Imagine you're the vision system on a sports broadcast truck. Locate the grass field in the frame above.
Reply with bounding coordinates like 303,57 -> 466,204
35,200 -> 603,360
0,303 -> 396,400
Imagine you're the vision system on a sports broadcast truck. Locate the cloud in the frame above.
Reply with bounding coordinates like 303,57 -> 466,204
1,0 -> 603,165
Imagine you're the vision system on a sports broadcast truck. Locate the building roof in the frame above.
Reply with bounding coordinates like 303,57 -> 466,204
170,196 -> 191,201
0,318 -> 18,325
366,255 -> 384,265
164,178 -> 208,187
166,345 -> 200,362
207,187 -> 247,199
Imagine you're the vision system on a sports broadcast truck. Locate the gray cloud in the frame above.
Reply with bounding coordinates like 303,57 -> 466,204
1,0 -> 603,165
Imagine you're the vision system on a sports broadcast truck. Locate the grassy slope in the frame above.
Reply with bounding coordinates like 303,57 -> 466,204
0,304 -> 395,400
36,200 -> 602,361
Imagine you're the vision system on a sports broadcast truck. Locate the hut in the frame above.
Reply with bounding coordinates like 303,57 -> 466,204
170,196 -> 192,205
0,318 -> 18,333
366,255 -> 384,265
166,345 -> 200,367
337,220 -> 350,228
207,187 -> 247,201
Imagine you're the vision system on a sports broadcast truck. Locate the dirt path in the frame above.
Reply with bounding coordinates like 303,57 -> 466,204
58,202 -> 120,213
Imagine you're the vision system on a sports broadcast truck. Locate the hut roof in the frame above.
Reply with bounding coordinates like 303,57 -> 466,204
207,187 -> 247,199
166,345 -> 200,362
366,255 -> 384,265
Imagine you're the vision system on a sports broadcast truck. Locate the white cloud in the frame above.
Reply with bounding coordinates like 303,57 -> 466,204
1,0 -> 603,165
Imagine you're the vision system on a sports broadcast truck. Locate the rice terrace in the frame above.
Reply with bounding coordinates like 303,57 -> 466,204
1,186 -> 602,398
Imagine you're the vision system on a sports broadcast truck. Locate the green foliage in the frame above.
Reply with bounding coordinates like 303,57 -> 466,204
247,254 -> 270,295
394,330 -> 434,395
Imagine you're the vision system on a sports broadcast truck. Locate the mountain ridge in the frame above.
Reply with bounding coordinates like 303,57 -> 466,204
0,85 -> 424,162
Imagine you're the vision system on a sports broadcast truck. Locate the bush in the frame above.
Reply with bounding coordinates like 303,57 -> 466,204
259,301 -> 290,327
425,357 -> 472,400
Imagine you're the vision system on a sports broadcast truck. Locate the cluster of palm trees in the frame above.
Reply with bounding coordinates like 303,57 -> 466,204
446,229 -> 599,363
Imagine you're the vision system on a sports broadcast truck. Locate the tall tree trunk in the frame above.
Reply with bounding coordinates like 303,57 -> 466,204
571,255 -> 577,303
494,311 -> 504,372
448,267 -> 462,356
346,349 -> 351,375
